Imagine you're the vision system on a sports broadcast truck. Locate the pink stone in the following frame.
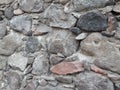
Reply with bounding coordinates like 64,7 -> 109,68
50,61 -> 84,75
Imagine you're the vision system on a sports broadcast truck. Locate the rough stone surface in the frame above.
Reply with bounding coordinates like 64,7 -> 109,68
50,61 -> 84,75
0,23 -> 7,39
4,7 -> 14,19
32,51 -> 49,75
0,56 -> 7,70
18,0 -> 44,13
8,53 -> 28,71
0,0 -> 14,4
77,11 -> 108,32
5,71 -> 21,90
47,30 -> 79,56
10,15 -> 32,35
44,4 -> 76,29
75,72 -> 114,90
25,37 -> 40,53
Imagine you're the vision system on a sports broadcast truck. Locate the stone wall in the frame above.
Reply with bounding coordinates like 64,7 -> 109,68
0,0 -> 120,90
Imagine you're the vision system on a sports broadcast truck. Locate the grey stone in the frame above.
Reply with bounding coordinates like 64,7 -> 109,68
4,7 -> 14,19
8,53 -> 28,71
32,51 -> 49,75
33,23 -> 52,36
36,85 -> 73,90
10,15 -> 32,35
69,27 -> 82,35
94,54 -> 120,74
55,76 -> 73,84
47,30 -> 79,57
18,0 -> 44,13
80,33 -> 118,56
64,0 -> 115,12
77,11 -> 108,32
113,3 -> 120,13
75,33 -> 88,40
5,71 -> 21,90
0,71 -> 3,80
25,37 -> 40,53
0,0 -> 14,4
75,72 -> 114,90
0,23 -> 7,39
0,56 -> 7,70
115,27 -> 120,40
115,81 -> 120,90
39,79 -> 48,86
44,4 -> 76,29
50,54 -> 64,65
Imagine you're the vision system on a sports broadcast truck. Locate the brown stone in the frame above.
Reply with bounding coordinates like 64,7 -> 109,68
50,61 -> 84,75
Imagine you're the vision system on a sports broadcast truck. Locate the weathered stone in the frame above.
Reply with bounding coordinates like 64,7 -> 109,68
0,0 -> 14,4
36,85 -> 73,90
13,8 -> 23,15
55,76 -> 73,84
50,61 -> 84,75
25,37 -> 40,53
0,32 -> 23,56
0,71 -> 3,80
102,13 -> 117,37
39,79 -> 48,86
18,0 -> 44,13
8,53 -> 28,71
80,33 -> 118,56
33,23 -> 52,36
94,54 -> 120,74
44,4 -> 76,29
75,72 -> 114,90
5,71 -> 21,90
50,54 -> 64,65
4,7 -> 14,19
77,11 -> 108,32
75,33 -> 88,40
32,51 -> 49,75
69,27 -> 82,35
64,0 -> 115,12
47,30 -> 79,56
113,3 -> 120,13
115,81 -> 120,90
115,27 -> 120,39
22,81 -> 35,90
0,56 -> 7,70
0,23 -> 7,39
10,15 -> 32,35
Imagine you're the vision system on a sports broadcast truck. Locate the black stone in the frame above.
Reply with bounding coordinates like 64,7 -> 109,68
77,11 -> 108,32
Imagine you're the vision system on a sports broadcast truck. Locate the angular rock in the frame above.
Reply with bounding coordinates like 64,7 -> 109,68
77,11 -> 108,32
33,23 -> 52,36
5,71 -> 21,90
75,72 -> 114,90
94,54 -> 120,74
75,33 -> 88,40
39,79 -> 48,86
18,0 -> 44,13
0,23 -> 7,39
0,0 -> 15,4
22,81 -> 35,90
25,37 -> 40,53
69,27 -> 82,35
4,7 -> 14,19
10,15 -> 32,35
50,61 -> 84,75
64,0 -> 115,12
50,54 -> 64,65
0,32 -> 23,56
47,30 -> 79,56
8,53 -> 28,71
55,76 -> 73,84
32,51 -> 49,75
44,4 -> 76,29
113,4 -> 120,13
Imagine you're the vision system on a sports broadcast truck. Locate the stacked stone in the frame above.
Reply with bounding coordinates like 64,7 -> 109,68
0,0 -> 120,90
